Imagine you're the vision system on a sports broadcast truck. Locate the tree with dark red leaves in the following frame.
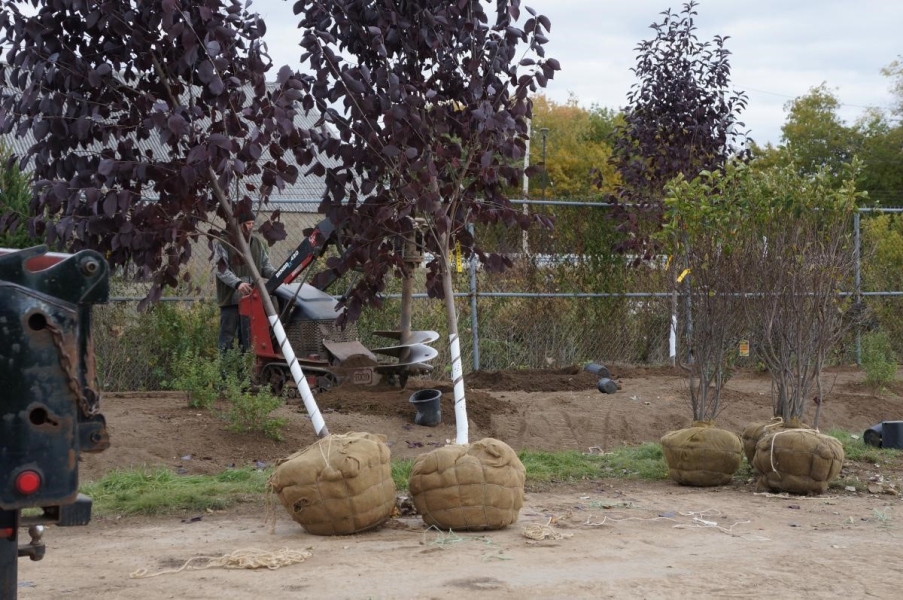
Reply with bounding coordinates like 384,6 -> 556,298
0,0 -> 331,437
291,0 -> 558,443
610,1 -> 750,262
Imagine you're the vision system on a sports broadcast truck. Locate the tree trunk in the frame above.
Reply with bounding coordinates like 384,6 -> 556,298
210,171 -> 329,438
440,233 -> 468,445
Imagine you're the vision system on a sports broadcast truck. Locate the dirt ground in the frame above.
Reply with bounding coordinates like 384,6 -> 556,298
79,364 -> 903,480
16,366 -> 903,599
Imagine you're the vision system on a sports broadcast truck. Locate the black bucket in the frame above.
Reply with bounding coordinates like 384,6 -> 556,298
410,389 -> 442,427
864,423 -> 883,448
597,378 -> 618,394
584,362 -> 611,379
882,421 -> 903,450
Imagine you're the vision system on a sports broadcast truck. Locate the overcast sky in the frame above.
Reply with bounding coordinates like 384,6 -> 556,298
253,0 -> 902,146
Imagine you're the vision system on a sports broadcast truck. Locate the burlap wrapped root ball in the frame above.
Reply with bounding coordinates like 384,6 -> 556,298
661,423 -> 743,486
742,418 -> 810,472
409,438 -> 525,531
741,418 -> 784,467
268,432 -> 395,536
752,429 -> 844,494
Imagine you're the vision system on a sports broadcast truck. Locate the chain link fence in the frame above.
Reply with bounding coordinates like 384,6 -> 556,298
92,202 -> 903,391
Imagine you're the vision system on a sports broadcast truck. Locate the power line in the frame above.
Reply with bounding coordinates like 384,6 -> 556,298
740,85 -> 894,112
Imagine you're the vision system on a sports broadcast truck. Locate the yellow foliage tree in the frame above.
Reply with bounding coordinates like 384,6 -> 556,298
529,94 -> 620,199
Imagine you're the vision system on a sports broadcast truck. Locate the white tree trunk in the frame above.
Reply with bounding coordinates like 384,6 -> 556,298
440,235 -> 468,445
210,171 -> 329,438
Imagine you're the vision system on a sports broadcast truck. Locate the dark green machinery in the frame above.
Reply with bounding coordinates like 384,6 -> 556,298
0,246 -> 110,598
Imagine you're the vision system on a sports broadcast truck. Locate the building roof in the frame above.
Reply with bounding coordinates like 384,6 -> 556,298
0,82 -> 334,212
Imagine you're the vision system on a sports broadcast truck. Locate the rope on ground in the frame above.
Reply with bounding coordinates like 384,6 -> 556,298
753,492 -> 839,500
129,547 -> 313,579
673,510 -> 770,541
578,508 -> 769,541
583,515 -> 679,527
522,518 -> 574,540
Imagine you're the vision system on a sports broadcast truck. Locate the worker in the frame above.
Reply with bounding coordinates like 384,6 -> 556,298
214,210 -> 276,353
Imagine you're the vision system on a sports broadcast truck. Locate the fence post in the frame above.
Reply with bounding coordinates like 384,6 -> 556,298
468,224 -> 480,372
855,210 -> 862,367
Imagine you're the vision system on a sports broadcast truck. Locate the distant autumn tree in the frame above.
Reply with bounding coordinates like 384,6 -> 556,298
780,83 -> 855,177
530,93 -> 620,199
610,0 -> 749,260
291,0 -> 558,443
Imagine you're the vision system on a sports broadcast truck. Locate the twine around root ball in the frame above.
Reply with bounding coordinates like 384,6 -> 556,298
130,547 -> 313,579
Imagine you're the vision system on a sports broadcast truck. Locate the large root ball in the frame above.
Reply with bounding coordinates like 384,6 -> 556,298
741,418 -> 784,466
752,429 -> 844,495
742,418 -> 811,472
661,423 -> 743,487
268,432 -> 396,536
409,438 -> 525,531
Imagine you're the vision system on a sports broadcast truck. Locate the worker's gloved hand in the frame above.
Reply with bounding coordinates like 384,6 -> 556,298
237,282 -> 253,296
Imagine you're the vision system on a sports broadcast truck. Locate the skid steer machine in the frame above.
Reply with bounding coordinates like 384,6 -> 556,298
238,218 -> 438,396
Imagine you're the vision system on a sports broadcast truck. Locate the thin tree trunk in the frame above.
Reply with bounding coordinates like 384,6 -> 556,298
209,170 -> 329,438
440,233 -> 468,445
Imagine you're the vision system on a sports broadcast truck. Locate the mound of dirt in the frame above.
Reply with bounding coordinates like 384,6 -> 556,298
315,382 -> 514,431
466,366 -> 601,392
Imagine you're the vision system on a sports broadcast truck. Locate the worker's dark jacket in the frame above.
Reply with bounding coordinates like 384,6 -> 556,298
214,235 -> 276,307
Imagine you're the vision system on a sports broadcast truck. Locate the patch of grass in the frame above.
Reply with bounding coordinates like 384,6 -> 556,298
392,459 -> 414,491
80,467 -> 270,516
80,445 -> 673,516
518,443 -> 668,485
827,428 -> 903,464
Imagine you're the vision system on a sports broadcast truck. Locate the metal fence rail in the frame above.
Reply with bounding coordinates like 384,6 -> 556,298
91,202 -> 903,391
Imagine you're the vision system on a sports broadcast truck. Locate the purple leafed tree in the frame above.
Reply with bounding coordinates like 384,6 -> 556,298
610,0 -> 750,261
0,0 -> 330,436
290,0 -> 558,443
0,0 -> 307,296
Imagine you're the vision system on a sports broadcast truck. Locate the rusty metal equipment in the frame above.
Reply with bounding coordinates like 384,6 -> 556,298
0,246 -> 110,598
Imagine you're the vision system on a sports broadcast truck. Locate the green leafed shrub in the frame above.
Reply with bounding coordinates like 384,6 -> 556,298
169,349 -> 222,409
220,349 -> 287,441
861,331 -> 898,387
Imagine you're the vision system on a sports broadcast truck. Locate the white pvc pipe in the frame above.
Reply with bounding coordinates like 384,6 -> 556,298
269,315 -> 327,437
669,313 -> 677,360
449,333 -> 468,445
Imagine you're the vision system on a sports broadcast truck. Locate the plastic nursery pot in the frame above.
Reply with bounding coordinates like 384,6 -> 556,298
864,423 -> 883,448
882,421 -> 903,450
584,362 -> 611,378
410,389 -> 442,427
597,378 -> 618,394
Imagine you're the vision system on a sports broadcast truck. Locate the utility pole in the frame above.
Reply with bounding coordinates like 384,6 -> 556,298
540,127 -> 549,201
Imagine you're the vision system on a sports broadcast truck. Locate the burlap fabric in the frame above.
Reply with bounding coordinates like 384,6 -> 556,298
661,423 -> 743,487
409,438 -> 525,531
752,429 -> 844,494
743,418 -> 811,473
268,432 -> 395,536
741,418 -> 784,466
